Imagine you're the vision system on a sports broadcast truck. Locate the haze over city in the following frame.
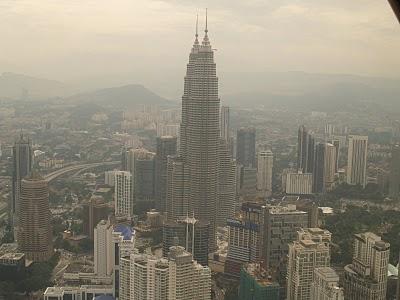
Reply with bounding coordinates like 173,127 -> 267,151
1,0 -> 400,98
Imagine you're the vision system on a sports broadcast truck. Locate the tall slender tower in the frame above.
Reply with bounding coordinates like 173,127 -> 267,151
257,150 -> 273,196
347,135 -> 368,188
12,133 -> 33,233
220,106 -> 230,141
297,125 -> 315,174
179,13 -> 220,249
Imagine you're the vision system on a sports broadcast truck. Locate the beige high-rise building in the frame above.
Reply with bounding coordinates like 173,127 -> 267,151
311,267 -> 344,300
344,232 -> 390,300
119,246 -> 211,300
286,228 -> 331,300
347,135 -> 368,188
18,175 -> 53,262
257,150 -> 273,196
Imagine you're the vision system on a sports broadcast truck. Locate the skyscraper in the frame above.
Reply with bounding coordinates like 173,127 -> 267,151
286,228 -> 332,300
347,135 -> 368,188
313,143 -> 337,193
220,106 -> 230,141
17,175 -> 53,262
236,127 -> 256,168
155,136 -> 177,212
94,219 -> 114,277
217,139 -> 236,227
133,149 -> 155,208
344,232 -> 390,300
389,144 -> 400,199
297,125 -> 315,174
173,15 -> 220,248
114,171 -> 133,218
12,133 -> 33,231
257,150 -> 273,197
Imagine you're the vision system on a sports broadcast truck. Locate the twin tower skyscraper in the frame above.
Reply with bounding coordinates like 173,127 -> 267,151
166,14 -> 235,250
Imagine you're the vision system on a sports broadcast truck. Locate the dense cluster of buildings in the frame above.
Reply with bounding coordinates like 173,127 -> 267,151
1,19 -> 400,300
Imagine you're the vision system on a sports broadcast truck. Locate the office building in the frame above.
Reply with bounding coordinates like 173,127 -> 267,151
163,216 -> 210,266
133,149 -> 155,207
344,232 -> 390,300
347,135 -> 368,188
314,143 -> 337,193
83,195 -> 108,239
18,175 -> 53,262
239,167 -> 257,197
297,125 -> 315,174
257,150 -> 273,197
220,106 -> 230,141
217,139 -> 236,227
286,228 -> 332,300
239,263 -> 280,300
12,133 -> 33,231
114,171 -> 133,218
264,205 -> 309,269
225,202 -> 265,277
155,136 -> 177,212
170,20 -> 220,249
119,246 -> 211,300
237,128 -> 256,168
285,172 -> 313,195
311,267 -> 344,300
389,144 -> 400,200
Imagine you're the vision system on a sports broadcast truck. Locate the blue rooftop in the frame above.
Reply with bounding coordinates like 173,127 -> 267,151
114,224 -> 134,240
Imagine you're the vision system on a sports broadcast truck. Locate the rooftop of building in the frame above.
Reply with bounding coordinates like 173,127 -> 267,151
267,204 -> 307,215
113,224 -> 135,241
242,263 -> 279,288
0,252 -> 25,261
0,243 -> 18,256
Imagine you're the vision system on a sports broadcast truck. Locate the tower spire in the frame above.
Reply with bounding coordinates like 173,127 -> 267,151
202,8 -> 210,47
193,13 -> 199,47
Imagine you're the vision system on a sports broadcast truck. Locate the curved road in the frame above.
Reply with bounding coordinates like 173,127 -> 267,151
44,161 -> 120,182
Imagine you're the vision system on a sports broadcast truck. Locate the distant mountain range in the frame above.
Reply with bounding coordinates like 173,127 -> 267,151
1,71 -> 399,113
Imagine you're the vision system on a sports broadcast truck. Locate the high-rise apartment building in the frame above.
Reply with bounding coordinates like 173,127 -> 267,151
220,106 -> 230,141
168,19 -> 220,249
297,125 -> 315,174
18,175 -> 53,262
114,171 -> 133,218
119,246 -> 211,300
347,135 -> 368,188
236,128 -> 256,168
239,263 -> 280,300
257,150 -> 273,197
344,232 -> 390,300
163,216 -> 210,266
286,228 -> 332,300
12,134 -> 33,231
389,144 -> 400,199
313,143 -> 337,193
264,205 -> 309,269
155,136 -> 177,212
311,267 -> 344,300
83,195 -> 108,239
94,219 -> 114,277
217,139 -> 236,227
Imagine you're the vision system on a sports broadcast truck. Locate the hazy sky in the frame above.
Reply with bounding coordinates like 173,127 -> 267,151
1,0 -> 400,86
